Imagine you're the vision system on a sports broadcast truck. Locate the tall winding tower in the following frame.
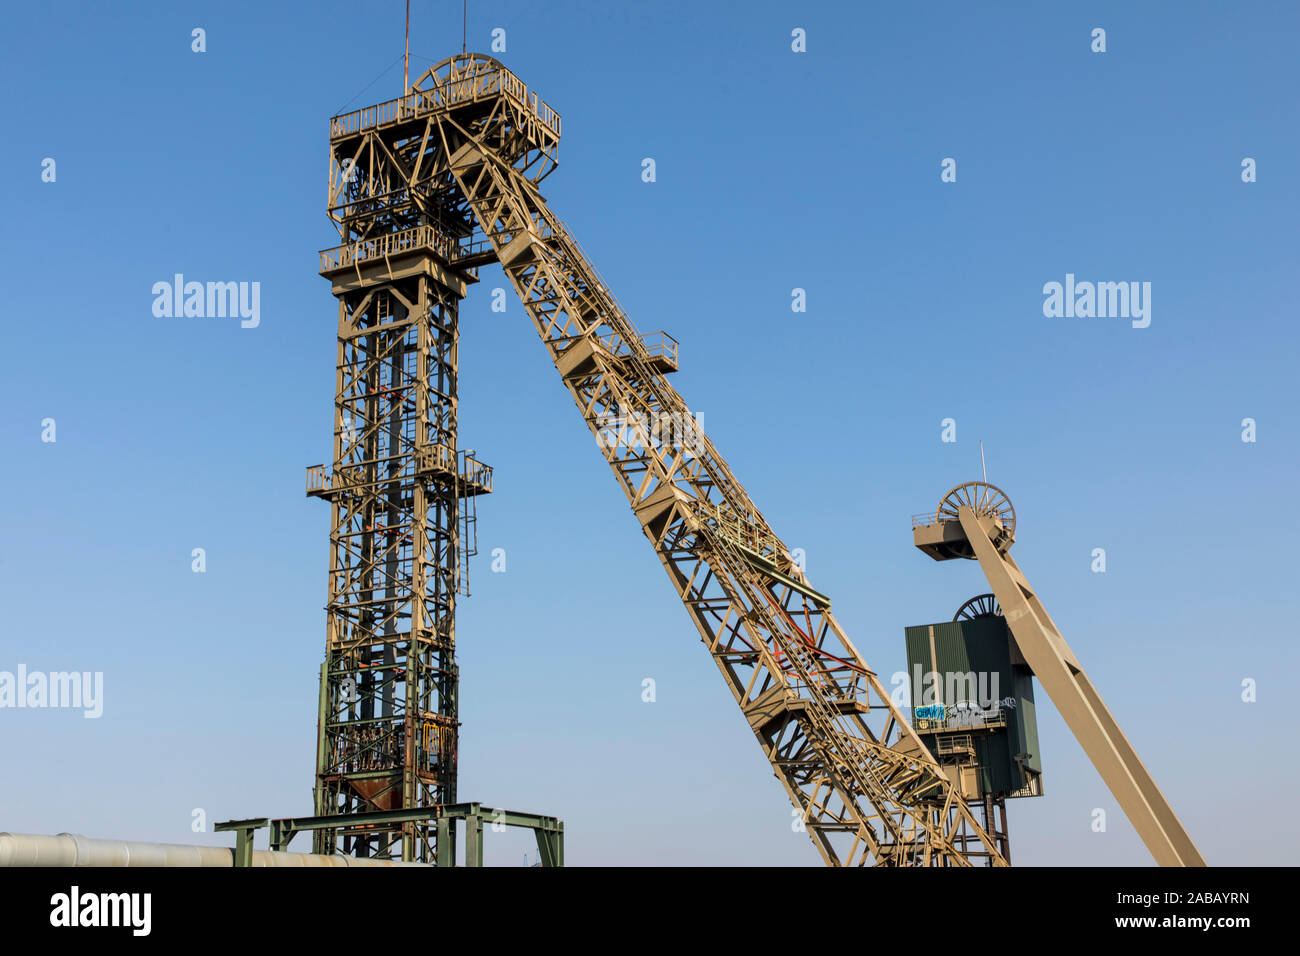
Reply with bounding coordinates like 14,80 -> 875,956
304,55 -> 539,861
301,52 -> 1079,866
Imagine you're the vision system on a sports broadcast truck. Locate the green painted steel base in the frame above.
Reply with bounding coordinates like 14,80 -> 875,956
216,805 -> 563,867
214,817 -> 269,868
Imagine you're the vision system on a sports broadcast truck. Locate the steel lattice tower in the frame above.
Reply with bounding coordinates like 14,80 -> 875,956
301,52 -> 1009,866
306,80 -> 492,860
289,51 -> 1203,867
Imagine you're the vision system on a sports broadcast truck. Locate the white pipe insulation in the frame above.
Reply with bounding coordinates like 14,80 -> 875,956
0,832 -> 427,867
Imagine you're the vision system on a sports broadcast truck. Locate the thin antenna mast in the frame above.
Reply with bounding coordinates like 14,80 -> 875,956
980,441 -> 988,483
463,0 -> 467,55
404,0 -> 411,93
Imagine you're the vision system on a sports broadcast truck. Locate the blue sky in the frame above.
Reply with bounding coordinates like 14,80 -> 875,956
1,0 -> 1297,866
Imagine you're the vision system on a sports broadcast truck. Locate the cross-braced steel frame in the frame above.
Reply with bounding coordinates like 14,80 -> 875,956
316,53 -> 1005,866
307,76 -> 495,859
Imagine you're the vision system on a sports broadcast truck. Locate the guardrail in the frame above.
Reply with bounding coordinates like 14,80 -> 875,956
911,511 -> 942,528
638,330 -> 678,367
460,453 -> 493,494
786,675 -> 870,705
499,70 -> 561,134
416,444 -> 494,494
915,706 -> 1010,733
417,442 -> 456,476
554,222 -> 629,318
320,224 -> 468,274
692,498 -> 782,560
306,464 -> 330,495
936,735 -> 975,756
330,64 -> 561,141
602,329 -> 678,368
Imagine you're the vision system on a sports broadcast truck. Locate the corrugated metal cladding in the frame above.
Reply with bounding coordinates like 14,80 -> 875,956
903,617 -> 1043,798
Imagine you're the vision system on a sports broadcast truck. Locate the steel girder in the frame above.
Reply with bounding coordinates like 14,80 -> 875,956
954,507 -> 1205,867
320,53 -> 1006,866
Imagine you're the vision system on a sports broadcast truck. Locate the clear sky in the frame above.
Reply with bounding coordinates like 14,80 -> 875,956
2,0 -> 1297,866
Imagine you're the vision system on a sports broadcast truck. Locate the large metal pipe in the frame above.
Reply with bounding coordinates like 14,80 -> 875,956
0,832 -> 426,867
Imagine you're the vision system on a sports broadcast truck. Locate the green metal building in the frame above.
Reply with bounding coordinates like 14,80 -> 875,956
904,616 -> 1043,801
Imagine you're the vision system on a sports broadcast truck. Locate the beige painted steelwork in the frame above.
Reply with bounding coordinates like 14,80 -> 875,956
309,58 -> 500,861
323,53 -> 1008,866
914,482 -> 1206,867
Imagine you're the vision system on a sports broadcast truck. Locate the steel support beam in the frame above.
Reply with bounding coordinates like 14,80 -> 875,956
213,818 -> 269,868
258,805 -> 564,866
957,506 -> 1205,867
